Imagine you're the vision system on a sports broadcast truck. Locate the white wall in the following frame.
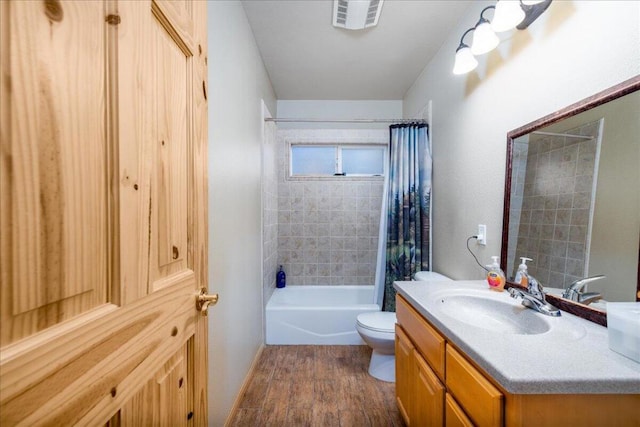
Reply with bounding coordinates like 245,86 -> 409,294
207,2 -> 276,425
577,93 -> 639,302
276,100 -> 403,129
403,0 -> 640,280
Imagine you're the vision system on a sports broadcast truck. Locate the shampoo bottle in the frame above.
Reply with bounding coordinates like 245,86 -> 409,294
514,257 -> 532,287
486,256 -> 506,292
276,265 -> 286,288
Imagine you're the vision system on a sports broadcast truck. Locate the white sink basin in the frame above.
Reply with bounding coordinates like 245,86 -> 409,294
432,293 -> 552,335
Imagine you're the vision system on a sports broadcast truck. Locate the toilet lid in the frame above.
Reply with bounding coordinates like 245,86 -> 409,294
357,312 -> 396,333
414,271 -> 452,282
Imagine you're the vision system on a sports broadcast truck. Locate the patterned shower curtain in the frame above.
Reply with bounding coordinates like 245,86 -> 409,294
383,123 -> 432,311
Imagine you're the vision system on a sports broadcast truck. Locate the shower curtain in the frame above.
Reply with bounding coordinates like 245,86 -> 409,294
381,123 -> 432,312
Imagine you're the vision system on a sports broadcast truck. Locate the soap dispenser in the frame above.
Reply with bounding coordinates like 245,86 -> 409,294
276,265 -> 286,288
514,257 -> 532,287
486,256 -> 506,292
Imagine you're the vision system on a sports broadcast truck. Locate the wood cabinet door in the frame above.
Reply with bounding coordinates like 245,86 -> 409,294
446,345 -> 503,427
445,393 -> 474,427
414,349 -> 445,427
395,325 -> 415,425
0,0 -> 209,424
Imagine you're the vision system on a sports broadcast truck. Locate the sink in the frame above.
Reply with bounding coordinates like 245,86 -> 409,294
434,294 -> 551,335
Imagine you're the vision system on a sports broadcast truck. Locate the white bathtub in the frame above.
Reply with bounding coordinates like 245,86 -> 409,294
265,285 -> 379,345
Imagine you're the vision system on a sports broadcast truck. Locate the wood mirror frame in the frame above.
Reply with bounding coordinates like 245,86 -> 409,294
500,75 -> 640,327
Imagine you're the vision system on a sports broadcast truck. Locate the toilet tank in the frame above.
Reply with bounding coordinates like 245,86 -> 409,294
413,271 -> 453,282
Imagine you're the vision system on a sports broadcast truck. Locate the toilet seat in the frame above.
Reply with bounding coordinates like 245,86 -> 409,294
356,312 -> 396,333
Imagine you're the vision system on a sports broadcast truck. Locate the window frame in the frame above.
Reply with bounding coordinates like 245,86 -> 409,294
287,141 -> 387,181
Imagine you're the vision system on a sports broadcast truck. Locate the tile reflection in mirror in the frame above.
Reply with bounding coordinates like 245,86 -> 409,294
504,88 -> 640,310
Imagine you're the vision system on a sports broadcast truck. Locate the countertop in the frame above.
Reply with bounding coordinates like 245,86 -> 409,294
394,280 -> 640,394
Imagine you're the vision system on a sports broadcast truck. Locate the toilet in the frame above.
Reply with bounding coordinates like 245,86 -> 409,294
356,271 -> 453,382
413,271 -> 453,282
356,311 -> 397,382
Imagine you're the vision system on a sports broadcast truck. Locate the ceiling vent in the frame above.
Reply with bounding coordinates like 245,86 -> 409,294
332,0 -> 384,30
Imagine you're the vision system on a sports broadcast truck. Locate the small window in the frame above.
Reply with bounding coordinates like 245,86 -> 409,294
289,144 -> 385,178
342,147 -> 384,175
291,146 -> 336,175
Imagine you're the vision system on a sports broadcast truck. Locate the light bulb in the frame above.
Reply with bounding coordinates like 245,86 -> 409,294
471,21 -> 499,55
491,0 -> 525,32
453,46 -> 478,75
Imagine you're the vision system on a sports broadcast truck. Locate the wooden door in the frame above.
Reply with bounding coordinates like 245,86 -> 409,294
0,0 -> 209,425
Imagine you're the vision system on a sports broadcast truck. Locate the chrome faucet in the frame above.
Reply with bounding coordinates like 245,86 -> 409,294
562,275 -> 606,305
508,276 -> 561,317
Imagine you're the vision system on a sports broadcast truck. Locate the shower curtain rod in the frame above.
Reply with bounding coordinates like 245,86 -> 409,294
264,118 -> 427,124
531,131 -> 593,140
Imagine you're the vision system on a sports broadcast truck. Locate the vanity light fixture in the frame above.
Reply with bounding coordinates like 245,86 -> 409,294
453,0 -> 553,75
453,28 -> 479,75
470,7 -> 500,55
491,0 -> 526,33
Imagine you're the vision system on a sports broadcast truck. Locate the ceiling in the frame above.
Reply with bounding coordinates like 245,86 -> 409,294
242,0 -> 473,100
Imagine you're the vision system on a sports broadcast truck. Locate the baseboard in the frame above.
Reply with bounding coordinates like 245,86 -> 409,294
223,343 -> 265,427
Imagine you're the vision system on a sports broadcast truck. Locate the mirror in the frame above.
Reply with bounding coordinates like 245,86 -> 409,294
501,76 -> 640,325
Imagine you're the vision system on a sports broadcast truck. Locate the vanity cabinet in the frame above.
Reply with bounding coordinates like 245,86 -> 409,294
395,294 -> 639,427
396,295 -> 502,426
395,324 -> 444,427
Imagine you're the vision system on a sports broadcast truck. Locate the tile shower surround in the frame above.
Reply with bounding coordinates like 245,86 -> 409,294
276,129 -> 387,286
263,120 -> 279,305
506,138 -> 529,277
512,120 -> 600,288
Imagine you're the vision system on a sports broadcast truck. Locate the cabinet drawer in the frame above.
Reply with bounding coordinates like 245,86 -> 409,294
445,393 -> 473,427
397,295 -> 446,379
446,345 -> 503,427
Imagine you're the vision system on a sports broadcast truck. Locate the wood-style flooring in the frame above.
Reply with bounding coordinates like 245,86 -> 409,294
229,345 -> 405,427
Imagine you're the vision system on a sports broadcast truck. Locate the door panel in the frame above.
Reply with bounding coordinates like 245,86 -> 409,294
1,0 -> 109,346
152,5 -> 189,282
0,0 -> 209,424
1,281 -> 194,424
121,342 -> 190,426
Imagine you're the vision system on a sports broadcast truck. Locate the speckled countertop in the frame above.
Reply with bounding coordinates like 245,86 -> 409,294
394,280 -> 640,394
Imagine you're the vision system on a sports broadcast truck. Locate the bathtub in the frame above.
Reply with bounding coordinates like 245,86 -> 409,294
265,285 -> 379,345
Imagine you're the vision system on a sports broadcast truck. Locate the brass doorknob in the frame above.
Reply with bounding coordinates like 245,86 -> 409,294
196,289 -> 219,315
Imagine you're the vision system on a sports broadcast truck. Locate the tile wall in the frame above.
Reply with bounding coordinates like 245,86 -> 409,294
514,120 -> 601,288
276,129 -> 387,286
263,120 -> 279,304
506,138 -> 529,277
